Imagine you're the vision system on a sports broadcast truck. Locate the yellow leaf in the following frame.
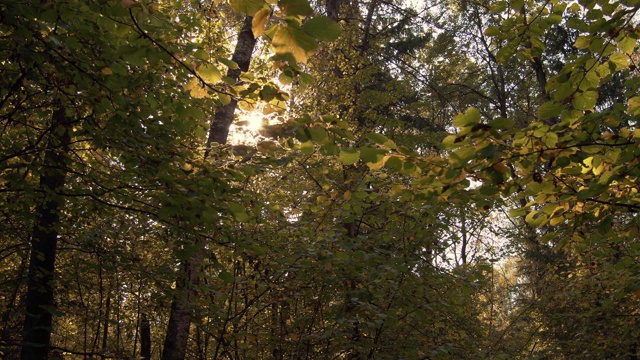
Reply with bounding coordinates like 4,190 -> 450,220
101,67 -> 113,75
252,9 -> 270,38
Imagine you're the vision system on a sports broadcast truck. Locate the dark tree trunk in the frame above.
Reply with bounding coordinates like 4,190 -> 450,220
161,239 -> 204,360
161,16 -> 256,360
140,314 -> 152,360
206,16 -> 258,149
21,108 -> 71,360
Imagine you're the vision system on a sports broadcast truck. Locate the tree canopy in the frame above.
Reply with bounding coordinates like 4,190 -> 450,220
1,0 -> 639,359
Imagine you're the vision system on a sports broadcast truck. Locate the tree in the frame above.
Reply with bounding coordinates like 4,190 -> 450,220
2,0 -> 639,358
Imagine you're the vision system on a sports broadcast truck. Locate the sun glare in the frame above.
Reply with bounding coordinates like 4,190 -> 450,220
229,109 -> 265,145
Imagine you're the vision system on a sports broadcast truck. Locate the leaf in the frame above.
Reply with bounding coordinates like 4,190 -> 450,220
572,91 -> 598,110
450,146 -> 475,167
307,126 -> 328,143
525,210 -> 547,226
366,133 -> 389,145
278,0 -> 312,16
618,35 -> 637,54
229,202 -> 250,222
538,100 -> 564,120
544,132 -> 558,147
218,93 -> 231,105
488,117 -> 514,129
484,26 -> 501,36
384,156 -> 403,172
452,107 -> 481,127
218,270 -> 235,283
496,44 -> 515,62
339,148 -> 359,165
230,0 -> 266,15
359,146 -> 386,163
272,26 -> 317,63
490,1 -> 507,14
218,57 -> 239,69
609,52 -> 629,71
574,35 -> 591,49
198,64 -> 222,83
302,16 -> 342,42
252,9 -> 270,38
300,140 -> 314,154
628,96 -> 640,116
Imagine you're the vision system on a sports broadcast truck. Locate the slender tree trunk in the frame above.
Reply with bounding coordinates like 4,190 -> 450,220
21,108 -> 72,360
161,16 -> 256,360
140,314 -> 152,360
101,290 -> 111,352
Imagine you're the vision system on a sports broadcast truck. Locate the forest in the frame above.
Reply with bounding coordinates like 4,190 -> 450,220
1,0 -> 640,359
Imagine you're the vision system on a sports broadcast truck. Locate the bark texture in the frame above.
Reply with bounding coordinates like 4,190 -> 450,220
206,16 -> 258,148
21,108 -> 71,360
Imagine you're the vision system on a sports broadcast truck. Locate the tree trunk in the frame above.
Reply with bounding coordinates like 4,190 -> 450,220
206,16 -> 258,149
161,16 -> 256,360
21,108 -> 71,360
140,313 -> 152,360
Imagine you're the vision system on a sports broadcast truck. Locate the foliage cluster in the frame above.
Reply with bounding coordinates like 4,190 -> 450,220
1,0 -> 639,359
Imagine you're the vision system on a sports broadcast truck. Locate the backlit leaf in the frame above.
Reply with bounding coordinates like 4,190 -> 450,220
198,64 -> 222,83
252,9 -> 270,38
453,107 -> 481,127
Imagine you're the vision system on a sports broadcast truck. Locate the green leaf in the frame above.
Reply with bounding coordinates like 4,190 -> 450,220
452,107 -> 481,127
218,93 -> 231,106
572,91 -> 598,110
321,142 -> 339,155
538,101 -> 564,120
272,26 -> 317,63
490,1 -> 507,14
628,96 -> 640,116
366,133 -> 389,145
218,57 -> 239,69
302,16 -> 342,42
307,126 -> 328,143
488,117 -> 514,129
609,52 -> 629,71
230,0 -> 266,15
384,156 -> 403,172
359,146 -> 386,163
218,270 -> 235,283
618,36 -> 637,54
525,210 -> 547,226
545,132 -> 558,147
198,64 -> 222,83
278,0 -> 312,16
229,202 -> 250,222
574,35 -> 591,49
339,148 -> 359,165
484,26 -> 501,36
300,140 -> 314,154
496,44 -> 515,62
450,146 -> 475,167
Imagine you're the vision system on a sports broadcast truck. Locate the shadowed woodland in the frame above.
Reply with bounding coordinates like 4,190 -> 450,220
1,0 -> 640,359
